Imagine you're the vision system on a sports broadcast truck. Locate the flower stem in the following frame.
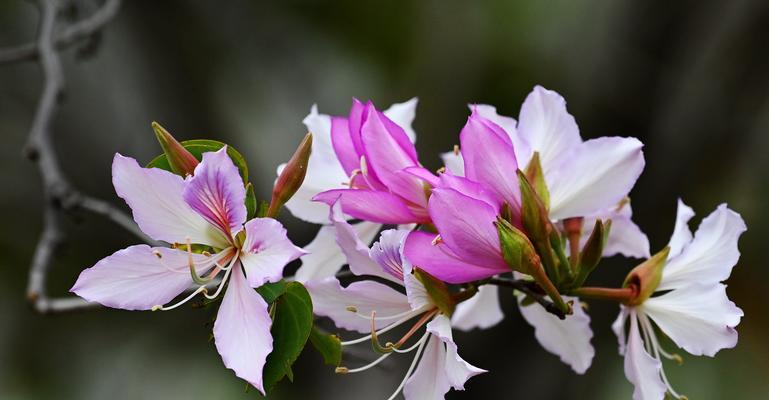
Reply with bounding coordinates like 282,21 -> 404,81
487,277 -> 567,320
570,286 -> 637,303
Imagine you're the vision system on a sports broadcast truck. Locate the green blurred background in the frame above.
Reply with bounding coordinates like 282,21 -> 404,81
1,1 -> 768,399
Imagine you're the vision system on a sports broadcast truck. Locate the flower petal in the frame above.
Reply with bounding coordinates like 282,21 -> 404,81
71,245 -> 210,310
294,221 -> 380,283
404,231 -> 506,284
403,334 -> 451,400
517,295 -> 595,374
429,188 -> 507,271
436,173 -> 502,211
516,85 -> 581,171
623,310 -> 667,400
460,113 -> 521,210
667,199 -> 696,258
111,154 -> 224,247
581,204 -> 650,259
658,204 -> 746,290
440,151 -> 465,176
306,278 -> 411,333
452,285 -> 504,331
612,306 -> 630,356
426,315 -> 486,390
642,283 -> 742,356
240,218 -> 305,288
313,189 -> 425,224
383,97 -> 419,143
213,265 -> 273,394
184,147 -> 247,238
548,137 -> 645,220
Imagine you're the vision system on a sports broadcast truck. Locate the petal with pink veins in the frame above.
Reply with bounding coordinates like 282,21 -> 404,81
184,147 -> 247,238
213,265 -> 273,394
112,154 -> 225,247
548,137 -> 645,220
240,218 -> 305,288
71,245 -> 212,311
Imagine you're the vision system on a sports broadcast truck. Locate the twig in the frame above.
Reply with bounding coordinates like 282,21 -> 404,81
488,277 -> 566,319
0,0 -> 122,65
19,0 -> 130,314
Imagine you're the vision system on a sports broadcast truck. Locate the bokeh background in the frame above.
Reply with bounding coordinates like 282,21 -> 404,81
2,0 -> 768,399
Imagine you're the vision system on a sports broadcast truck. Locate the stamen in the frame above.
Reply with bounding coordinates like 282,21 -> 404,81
436,166 -> 446,174
393,309 -> 437,349
386,334 -> 429,400
152,286 -> 208,311
204,256 -> 236,300
336,352 -> 392,374
340,308 -> 425,346
348,305 -> 429,322
453,144 -> 460,155
392,332 -> 429,354
638,312 -> 687,400
431,234 -> 442,245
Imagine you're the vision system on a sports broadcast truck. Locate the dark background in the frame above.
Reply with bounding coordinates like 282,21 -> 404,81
1,1 -> 768,399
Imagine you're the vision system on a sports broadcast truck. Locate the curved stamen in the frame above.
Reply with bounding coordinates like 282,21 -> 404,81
203,251 -> 239,300
340,308 -> 426,346
386,333 -> 430,400
152,286 -> 208,311
392,332 -> 429,354
347,305 -> 428,322
335,352 -> 392,375
638,312 -> 687,400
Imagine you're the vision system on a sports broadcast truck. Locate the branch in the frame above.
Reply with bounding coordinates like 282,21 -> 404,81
0,0 -> 122,65
488,277 -> 567,319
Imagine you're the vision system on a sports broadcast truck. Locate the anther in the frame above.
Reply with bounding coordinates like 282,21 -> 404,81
453,144 -> 460,155
335,367 -> 349,374
346,306 -> 358,313
152,250 -> 162,259
431,235 -> 442,245
436,166 -> 446,174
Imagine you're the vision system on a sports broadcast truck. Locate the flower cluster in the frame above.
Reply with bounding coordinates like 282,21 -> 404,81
71,86 -> 745,400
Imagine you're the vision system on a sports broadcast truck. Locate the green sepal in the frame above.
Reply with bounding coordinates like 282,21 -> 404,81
147,139 -> 249,184
571,220 -> 606,288
261,282 -> 313,393
524,152 -> 550,210
308,326 -> 342,366
413,268 -> 455,316
623,247 -> 670,306
495,217 -> 540,276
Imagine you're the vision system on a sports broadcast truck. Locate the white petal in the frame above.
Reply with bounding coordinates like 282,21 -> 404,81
642,284 -> 742,357
579,203 -> 650,259
623,310 -> 667,400
306,278 -> 411,333
612,306 -> 630,356
668,199 -> 695,258
518,295 -> 595,374
548,137 -> 645,220
426,315 -> 486,390
403,334 -> 451,400
70,245 -> 210,310
239,218 -> 305,288
440,151 -> 465,176
329,202 -> 396,282
294,221 -> 381,283
384,97 -> 419,143
452,285 -> 504,331
283,106 -> 349,224
658,204 -> 746,290
112,154 -> 225,247
213,265 -> 273,394
516,85 -> 581,171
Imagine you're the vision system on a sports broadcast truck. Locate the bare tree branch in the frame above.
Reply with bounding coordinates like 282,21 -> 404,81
0,0 -> 122,65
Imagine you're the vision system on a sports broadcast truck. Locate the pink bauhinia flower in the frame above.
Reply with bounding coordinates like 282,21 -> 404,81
613,200 -> 745,400
312,99 -> 431,224
71,147 -> 304,394
304,203 -> 486,399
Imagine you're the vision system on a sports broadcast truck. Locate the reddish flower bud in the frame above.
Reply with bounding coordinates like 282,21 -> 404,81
152,122 -> 199,176
267,133 -> 313,217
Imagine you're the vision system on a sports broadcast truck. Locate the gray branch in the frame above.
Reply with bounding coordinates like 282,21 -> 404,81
18,0 -> 136,314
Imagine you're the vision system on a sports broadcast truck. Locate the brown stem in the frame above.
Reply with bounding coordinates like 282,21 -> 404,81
571,286 -> 637,303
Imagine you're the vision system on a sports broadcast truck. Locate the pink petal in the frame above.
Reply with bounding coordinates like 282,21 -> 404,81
70,245 -> 210,310
437,173 -> 502,212
404,231 -> 507,284
331,115 -> 361,176
516,85 -> 581,170
429,188 -> 507,270
112,154 -> 225,247
402,166 -> 440,188
313,189 -> 426,224
548,137 -> 645,220
306,277 -> 411,333
460,112 -> 521,210
383,97 -> 419,143
240,218 -> 305,288
183,147 -> 247,238
214,265 -> 273,394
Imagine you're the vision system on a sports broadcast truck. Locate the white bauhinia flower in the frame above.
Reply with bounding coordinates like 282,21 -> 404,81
283,98 -> 419,283
613,200 -> 746,400
305,203 -> 485,399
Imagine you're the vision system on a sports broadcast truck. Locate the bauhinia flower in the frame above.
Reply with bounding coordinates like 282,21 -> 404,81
611,200 -> 745,400
70,147 -> 304,394
306,202 -> 485,399
312,99 -> 431,224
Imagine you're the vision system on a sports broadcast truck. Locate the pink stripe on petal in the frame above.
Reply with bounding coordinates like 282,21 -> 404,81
183,147 -> 247,239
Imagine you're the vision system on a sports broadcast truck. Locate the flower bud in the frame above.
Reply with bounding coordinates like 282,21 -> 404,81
623,246 -> 670,306
524,152 -> 550,210
517,169 -> 552,244
152,121 -> 199,176
267,133 -> 313,218
572,219 -> 608,288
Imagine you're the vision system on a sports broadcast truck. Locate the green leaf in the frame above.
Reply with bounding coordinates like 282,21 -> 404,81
256,200 -> 270,218
245,183 -> 257,219
256,280 -> 288,304
146,139 -> 249,183
262,282 -> 313,393
309,326 -> 342,366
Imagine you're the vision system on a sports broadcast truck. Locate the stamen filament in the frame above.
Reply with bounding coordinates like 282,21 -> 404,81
204,255 -> 237,300
386,334 -> 429,400
348,306 -> 428,322
153,286 -> 208,311
394,309 -> 437,348
340,308 -> 425,346
392,332 -> 429,354
638,312 -> 687,400
336,352 -> 392,374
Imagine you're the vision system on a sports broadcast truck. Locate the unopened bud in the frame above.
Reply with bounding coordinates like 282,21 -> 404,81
517,169 -> 552,243
524,152 -> 550,210
267,133 -> 313,218
152,122 -> 199,176
623,247 -> 670,306
572,220 -> 606,287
